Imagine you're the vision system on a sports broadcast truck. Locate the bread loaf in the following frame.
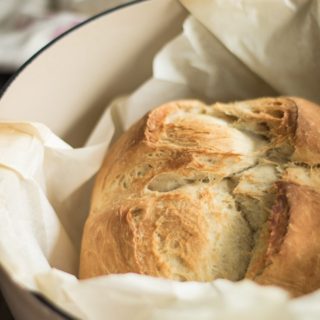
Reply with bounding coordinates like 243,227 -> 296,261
80,97 -> 320,297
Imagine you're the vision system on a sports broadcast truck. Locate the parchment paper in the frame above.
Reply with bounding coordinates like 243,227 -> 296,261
178,0 -> 320,103
0,1 -> 320,319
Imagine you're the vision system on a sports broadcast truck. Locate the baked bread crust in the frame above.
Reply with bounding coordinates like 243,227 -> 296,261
80,97 -> 320,297
246,182 -> 320,297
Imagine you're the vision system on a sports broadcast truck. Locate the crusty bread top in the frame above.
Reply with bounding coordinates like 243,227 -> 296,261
80,97 -> 320,297
246,182 -> 320,297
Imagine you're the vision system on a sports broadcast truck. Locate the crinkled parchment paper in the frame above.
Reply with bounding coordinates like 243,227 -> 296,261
0,1 -> 320,319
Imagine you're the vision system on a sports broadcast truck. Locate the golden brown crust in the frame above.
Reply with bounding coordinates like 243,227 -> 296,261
251,182 -> 320,297
215,96 -> 298,139
80,100 -> 254,281
80,96 -> 320,297
290,97 -> 320,164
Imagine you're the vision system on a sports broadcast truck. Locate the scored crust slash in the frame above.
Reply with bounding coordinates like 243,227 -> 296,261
79,97 -> 320,297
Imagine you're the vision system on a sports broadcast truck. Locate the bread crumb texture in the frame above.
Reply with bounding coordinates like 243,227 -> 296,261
80,97 -> 320,297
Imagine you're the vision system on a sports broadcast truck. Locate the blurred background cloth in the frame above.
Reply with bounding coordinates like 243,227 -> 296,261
0,0 -> 134,71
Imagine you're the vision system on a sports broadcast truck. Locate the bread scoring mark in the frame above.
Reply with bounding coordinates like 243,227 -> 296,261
266,182 -> 290,262
161,119 -> 259,155
230,164 -> 280,232
249,182 -> 320,296
206,180 -> 252,280
147,173 -> 189,192
214,98 -> 297,140
146,171 -> 217,194
145,101 -> 267,156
